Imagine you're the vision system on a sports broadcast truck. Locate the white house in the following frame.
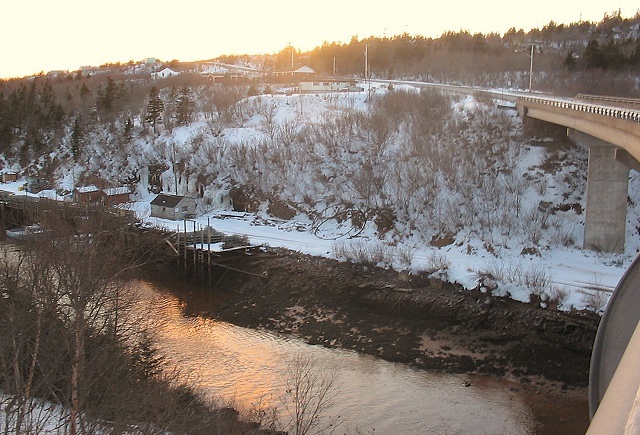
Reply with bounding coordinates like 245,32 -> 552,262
151,68 -> 180,79
150,194 -> 197,220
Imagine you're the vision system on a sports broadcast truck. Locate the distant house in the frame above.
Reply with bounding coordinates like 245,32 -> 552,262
273,65 -> 315,77
271,66 -> 315,84
1,173 -> 18,183
101,187 -> 131,206
299,80 -> 363,93
150,194 -> 197,220
79,66 -> 100,75
73,185 -> 101,203
151,68 -> 180,79
204,74 -> 226,83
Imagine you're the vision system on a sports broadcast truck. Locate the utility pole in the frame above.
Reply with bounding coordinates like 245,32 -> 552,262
364,44 -> 368,79
528,44 -> 534,93
516,44 -> 535,92
365,44 -> 371,100
172,142 -> 178,194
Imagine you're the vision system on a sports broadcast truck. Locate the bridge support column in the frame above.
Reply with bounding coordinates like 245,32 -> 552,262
569,130 -> 629,253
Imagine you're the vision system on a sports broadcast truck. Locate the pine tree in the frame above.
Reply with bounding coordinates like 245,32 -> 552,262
0,93 -> 14,152
96,77 -> 117,112
71,118 -> 82,162
176,87 -> 194,126
145,87 -> 164,134
564,51 -> 577,71
80,82 -> 90,99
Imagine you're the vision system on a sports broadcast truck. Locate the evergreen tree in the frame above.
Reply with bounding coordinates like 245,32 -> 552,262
176,87 -> 194,126
163,85 -> 178,130
564,51 -> 577,71
0,93 -> 13,152
71,117 -> 83,162
145,87 -> 164,134
80,82 -> 90,99
96,77 -> 117,112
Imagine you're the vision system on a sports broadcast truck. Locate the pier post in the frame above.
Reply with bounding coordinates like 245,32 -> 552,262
569,129 -> 629,253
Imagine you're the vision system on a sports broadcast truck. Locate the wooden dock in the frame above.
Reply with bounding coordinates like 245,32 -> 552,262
166,218 -> 264,286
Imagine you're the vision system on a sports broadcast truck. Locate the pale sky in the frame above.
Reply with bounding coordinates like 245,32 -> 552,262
2,0 -> 638,79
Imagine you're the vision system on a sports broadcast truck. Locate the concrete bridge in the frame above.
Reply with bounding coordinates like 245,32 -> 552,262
516,94 -> 640,253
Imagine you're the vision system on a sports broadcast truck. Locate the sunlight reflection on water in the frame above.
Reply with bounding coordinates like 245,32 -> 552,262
135,280 -> 535,434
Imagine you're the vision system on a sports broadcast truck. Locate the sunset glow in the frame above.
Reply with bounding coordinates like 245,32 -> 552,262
3,0 -> 639,79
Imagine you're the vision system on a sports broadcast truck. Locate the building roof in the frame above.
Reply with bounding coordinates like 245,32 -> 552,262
155,67 -> 178,75
273,65 -> 315,75
103,187 -> 130,196
75,185 -> 99,193
294,66 -> 315,74
150,194 -> 185,208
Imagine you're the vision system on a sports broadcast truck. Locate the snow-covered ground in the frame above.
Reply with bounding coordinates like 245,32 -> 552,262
139,195 -> 629,312
2,83 -> 636,314
1,175 -> 630,313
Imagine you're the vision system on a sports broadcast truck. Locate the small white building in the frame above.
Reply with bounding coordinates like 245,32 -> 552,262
273,65 -> 315,77
299,80 -> 364,93
150,194 -> 197,220
151,68 -> 180,79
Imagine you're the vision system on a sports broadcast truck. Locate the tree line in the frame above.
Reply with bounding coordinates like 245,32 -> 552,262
268,11 -> 640,76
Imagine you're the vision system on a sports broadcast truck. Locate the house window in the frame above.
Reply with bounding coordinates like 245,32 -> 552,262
182,206 -> 188,212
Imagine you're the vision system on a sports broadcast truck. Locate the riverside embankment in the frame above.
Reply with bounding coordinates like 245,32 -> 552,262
154,246 -> 599,434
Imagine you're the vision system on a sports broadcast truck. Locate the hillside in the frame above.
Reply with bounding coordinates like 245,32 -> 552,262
0,18 -> 639,314
0,79 -> 637,312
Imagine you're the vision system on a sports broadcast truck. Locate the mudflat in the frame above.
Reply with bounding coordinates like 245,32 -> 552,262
170,247 -> 599,433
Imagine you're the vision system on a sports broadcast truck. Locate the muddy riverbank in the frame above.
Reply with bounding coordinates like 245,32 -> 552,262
163,247 -> 600,433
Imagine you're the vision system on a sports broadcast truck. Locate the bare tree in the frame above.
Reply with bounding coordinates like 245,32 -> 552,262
33,208 -> 145,434
278,354 -> 342,435
0,206 -> 245,434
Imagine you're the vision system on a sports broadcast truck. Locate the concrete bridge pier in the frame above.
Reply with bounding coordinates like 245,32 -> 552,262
569,129 -> 630,253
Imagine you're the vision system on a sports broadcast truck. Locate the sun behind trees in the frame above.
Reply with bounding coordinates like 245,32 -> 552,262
0,206 -> 262,434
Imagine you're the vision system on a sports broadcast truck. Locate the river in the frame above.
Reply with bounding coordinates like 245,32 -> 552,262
132,277 -> 590,434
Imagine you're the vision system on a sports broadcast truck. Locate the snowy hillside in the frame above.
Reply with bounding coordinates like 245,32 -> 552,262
9,82 -> 636,313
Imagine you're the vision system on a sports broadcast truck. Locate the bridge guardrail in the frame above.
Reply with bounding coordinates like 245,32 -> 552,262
518,95 -> 640,124
576,94 -> 640,107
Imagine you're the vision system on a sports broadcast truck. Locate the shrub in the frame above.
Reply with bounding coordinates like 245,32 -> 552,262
584,289 -> 610,313
426,251 -> 451,274
396,246 -> 415,268
332,240 -> 393,266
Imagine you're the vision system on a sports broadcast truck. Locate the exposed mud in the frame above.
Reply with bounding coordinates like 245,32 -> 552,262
171,247 -> 600,433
